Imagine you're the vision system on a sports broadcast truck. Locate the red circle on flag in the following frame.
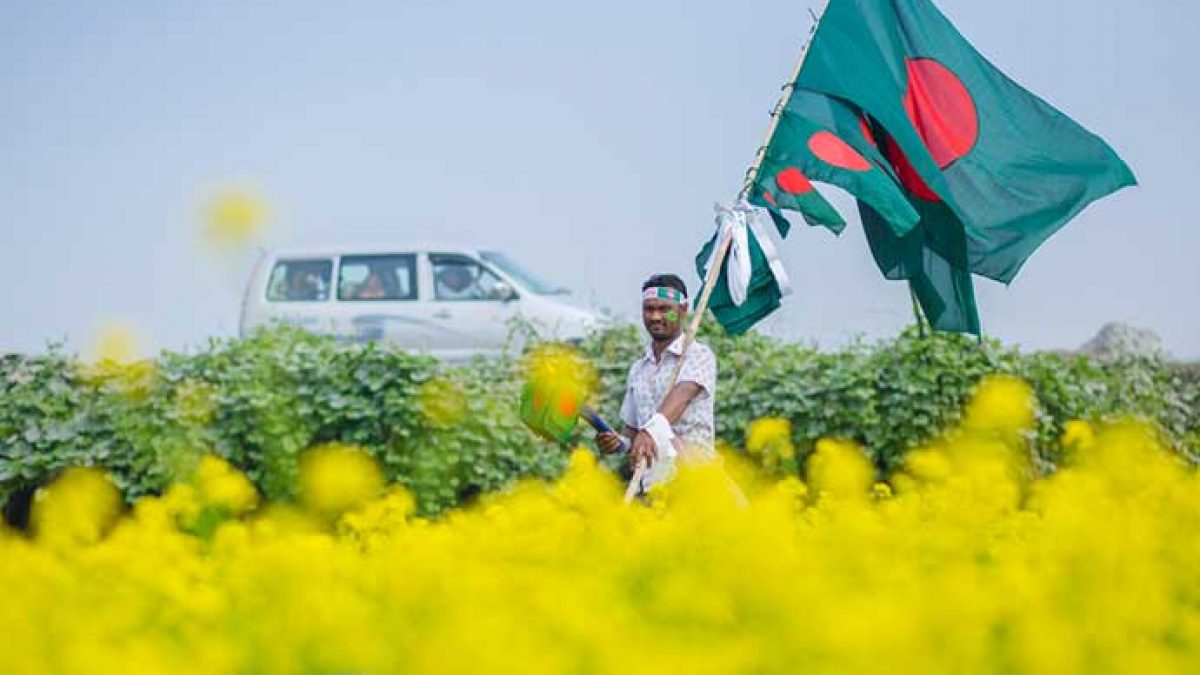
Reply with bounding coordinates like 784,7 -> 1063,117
808,131 -> 872,172
902,58 -> 978,168
775,168 -> 813,194
885,137 -> 941,201
762,191 -> 778,206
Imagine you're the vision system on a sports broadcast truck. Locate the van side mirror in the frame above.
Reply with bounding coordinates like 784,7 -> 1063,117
489,281 -> 517,302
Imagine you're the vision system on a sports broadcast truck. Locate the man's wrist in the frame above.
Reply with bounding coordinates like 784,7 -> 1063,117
643,414 -> 678,459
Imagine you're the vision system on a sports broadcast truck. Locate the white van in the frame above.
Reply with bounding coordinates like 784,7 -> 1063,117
239,244 -> 606,360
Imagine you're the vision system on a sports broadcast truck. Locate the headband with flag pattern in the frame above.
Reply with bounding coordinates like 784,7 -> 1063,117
642,287 -> 687,304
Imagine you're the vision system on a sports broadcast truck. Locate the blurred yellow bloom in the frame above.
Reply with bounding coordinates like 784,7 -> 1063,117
418,377 -> 467,427
871,481 -> 893,501
807,437 -> 873,502
962,374 -> 1035,435
746,417 -> 793,457
299,443 -> 384,518
194,455 -> 259,515
175,380 -> 217,426
32,467 -> 122,547
202,186 -> 268,251
904,447 -> 953,482
522,343 -> 597,404
90,321 -> 142,364
4,384 -> 1200,675
745,417 -> 797,478
1061,419 -> 1095,452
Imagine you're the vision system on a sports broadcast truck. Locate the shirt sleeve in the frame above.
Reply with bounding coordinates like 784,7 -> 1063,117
677,344 -> 717,395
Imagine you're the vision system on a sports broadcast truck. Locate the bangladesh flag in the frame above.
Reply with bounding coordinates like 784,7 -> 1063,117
751,89 -> 920,239
797,0 -> 1136,284
753,163 -> 846,238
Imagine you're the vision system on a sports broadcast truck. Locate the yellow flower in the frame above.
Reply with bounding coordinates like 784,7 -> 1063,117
90,321 -> 142,365
195,455 -> 259,515
418,377 -> 468,428
32,467 -> 122,547
807,437 -> 873,502
202,186 -> 268,251
175,380 -> 217,426
962,374 -> 1035,435
871,481 -> 893,501
298,444 -> 384,518
1061,420 -> 1095,452
745,417 -> 792,456
522,344 -> 597,405
5,389 -> 1200,675
904,447 -> 953,482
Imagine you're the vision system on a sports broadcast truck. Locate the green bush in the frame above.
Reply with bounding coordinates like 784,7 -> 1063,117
576,323 -> 1198,473
2,324 -> 1196,521
0,328 -> 561,519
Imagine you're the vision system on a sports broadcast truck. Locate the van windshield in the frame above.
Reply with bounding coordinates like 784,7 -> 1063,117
479,251 -> 564,295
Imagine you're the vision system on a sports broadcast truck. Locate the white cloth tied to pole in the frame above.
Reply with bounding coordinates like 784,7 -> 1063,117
705,201 -> 792,306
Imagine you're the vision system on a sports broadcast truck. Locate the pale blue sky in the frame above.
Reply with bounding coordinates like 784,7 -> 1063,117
3,0 -> 1198,358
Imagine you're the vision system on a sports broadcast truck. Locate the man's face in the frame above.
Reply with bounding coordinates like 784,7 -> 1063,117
443,267 -> 471,291
642,298 -> 685,341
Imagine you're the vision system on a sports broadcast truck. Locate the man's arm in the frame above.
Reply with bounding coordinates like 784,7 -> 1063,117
597,374 -> 641,453
595,367 -> 643,451
628,382 -> 705,464
656,382 -> 705,424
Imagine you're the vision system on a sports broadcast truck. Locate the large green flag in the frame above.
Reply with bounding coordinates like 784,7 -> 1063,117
859,198 -> 980,333
797,0 -> 1136,283
746,80 -> 984,332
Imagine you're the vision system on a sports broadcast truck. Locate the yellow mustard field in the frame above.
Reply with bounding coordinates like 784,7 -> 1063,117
2,376 -> 1199,675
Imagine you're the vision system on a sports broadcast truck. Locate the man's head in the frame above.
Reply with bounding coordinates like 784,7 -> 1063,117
439,264 -> 473,293
641,273 -> 688,343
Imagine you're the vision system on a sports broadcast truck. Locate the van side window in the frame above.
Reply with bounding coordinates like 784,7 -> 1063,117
430,253 -> 513,301
266,259 -> 332,302
338,254 -> 418,301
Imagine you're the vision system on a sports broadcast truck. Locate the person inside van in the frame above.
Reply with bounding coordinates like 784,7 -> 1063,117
435,263 -> 481,301
355,270 -> 388,300
285,267 -> 325,301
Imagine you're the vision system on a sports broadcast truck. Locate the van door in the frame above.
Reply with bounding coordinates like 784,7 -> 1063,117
424,252 -> 519,358
329,253 -> 431,350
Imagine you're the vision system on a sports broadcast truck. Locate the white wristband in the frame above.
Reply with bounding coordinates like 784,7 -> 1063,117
643,413 -> 678,460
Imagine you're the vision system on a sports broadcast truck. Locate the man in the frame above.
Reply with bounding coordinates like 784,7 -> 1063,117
596,273 -> 717,490
354,270 -> 388,300
434,262 -> 481,301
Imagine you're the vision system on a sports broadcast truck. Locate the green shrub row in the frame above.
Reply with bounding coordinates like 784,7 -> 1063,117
581,323 -> 1198,473
2,324 -> 1196,521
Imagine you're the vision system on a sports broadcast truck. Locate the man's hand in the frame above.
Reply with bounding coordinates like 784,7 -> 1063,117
629,429 -> 658,470
596,430 -> 625,454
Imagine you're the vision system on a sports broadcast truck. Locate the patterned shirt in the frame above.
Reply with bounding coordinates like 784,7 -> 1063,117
619,335 -> 717,453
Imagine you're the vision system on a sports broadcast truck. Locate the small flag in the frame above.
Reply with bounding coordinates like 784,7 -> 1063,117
695,203 -> 791,335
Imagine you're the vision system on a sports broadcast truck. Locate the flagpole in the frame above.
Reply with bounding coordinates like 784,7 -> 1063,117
909,284 -> 928,338
684,2 -> 826,386
738,6 -> 825,201
624,5 -> 828,503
